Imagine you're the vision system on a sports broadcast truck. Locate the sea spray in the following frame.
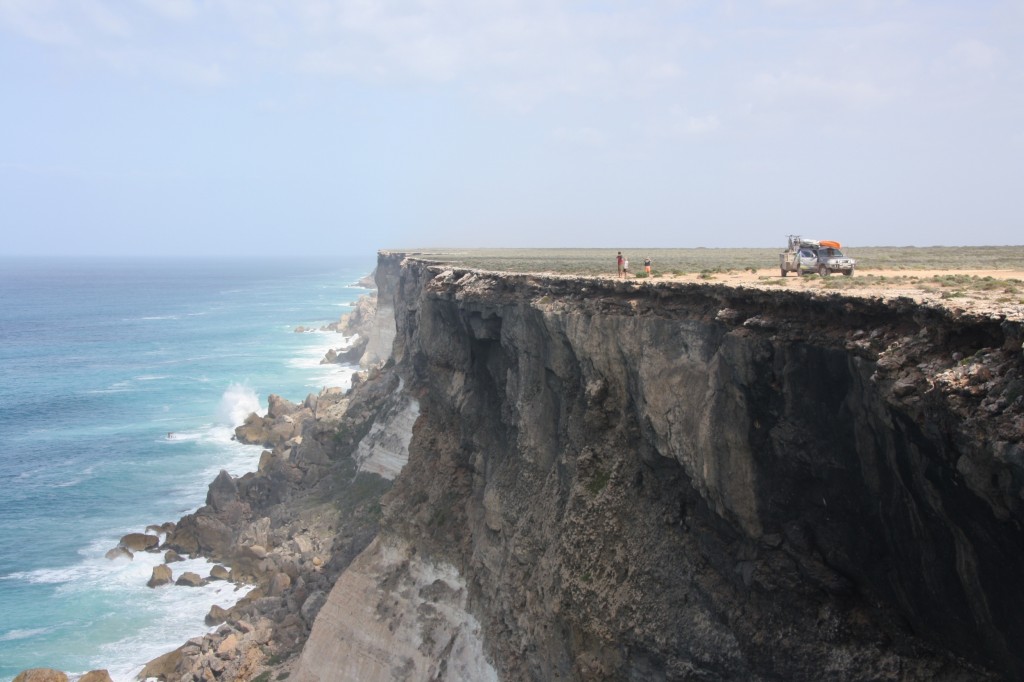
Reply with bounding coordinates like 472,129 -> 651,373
217,383 -> 262,428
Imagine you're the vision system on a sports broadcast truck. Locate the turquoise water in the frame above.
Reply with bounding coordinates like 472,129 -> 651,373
0,257 -> 374,680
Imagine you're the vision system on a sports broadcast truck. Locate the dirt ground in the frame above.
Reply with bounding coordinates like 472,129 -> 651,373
630,268 -> 1024,321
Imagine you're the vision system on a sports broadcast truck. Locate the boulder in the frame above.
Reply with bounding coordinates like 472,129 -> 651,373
12,669 -> 68,682
104,547 -> 133,561
246,544 -> 268,560
118,532 -> 159,552
78,671 -> 113,682
175,571 -> 206,587
147,564 -> 173,588
164,549 -> 184,563
205,604 -> 231,626
301,589 -> 328,625
216,633 -> 240,659
138,646 -> 184,681
320,348 -> 339,364
267,571 -> 292,596
234,413 -> 271,445
267,394 -> 298,419
166,513 -> 234,558
206,469 -> 239,512
209,564 -> 231,581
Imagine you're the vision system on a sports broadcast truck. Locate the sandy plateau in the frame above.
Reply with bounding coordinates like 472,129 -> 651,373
627,268 -> 1024,321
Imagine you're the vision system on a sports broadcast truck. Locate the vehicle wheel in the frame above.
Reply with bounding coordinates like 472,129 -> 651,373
843,268 -> 854,277
780,268 -> 787,277
818,265 -> 829,277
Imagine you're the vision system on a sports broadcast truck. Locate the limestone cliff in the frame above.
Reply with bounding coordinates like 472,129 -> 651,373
287,252 -> 1024,681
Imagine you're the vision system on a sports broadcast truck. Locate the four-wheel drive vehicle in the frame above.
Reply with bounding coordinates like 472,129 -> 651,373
814,245 -> 856,276
780,236 -> 856,277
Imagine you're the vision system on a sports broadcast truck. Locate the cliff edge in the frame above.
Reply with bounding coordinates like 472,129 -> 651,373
293,252 -> 1024,681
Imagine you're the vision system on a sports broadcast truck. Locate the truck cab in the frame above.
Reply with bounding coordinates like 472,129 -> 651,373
815,247 -> 856,277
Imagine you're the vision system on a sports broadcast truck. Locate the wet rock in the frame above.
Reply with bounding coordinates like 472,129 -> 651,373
205,604 -> 231,626
147,564 -> 173,588
164,549 -> 184,563
176,571 -> 206,587
209,564 -> 230,580
138,647 -> 184,681
234,412 -> 271,445
104,546 -> 133,561
118,532 -> 159,552
77,670 -> 113,682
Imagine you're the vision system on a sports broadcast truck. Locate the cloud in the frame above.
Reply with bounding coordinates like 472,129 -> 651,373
551,126 -> 607,147
139,0 -> 197,21
951,39 -> 997,70
750,71 -> 887,107
0,0 -> 79,45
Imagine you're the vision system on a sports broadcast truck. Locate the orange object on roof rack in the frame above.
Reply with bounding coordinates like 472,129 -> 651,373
819,240 -> 841,249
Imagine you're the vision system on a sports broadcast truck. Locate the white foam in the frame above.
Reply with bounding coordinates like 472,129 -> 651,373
216,383 -> 261,427
0,627 -> 53,642
56,537 -> 254,681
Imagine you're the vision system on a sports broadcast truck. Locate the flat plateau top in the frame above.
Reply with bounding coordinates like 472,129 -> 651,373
392,247 -> 1024,320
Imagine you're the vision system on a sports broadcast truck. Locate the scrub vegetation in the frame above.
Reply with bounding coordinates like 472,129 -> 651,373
405,246 -> 1024,277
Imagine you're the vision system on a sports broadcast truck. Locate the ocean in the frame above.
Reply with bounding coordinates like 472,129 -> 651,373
0,256 -> 375,681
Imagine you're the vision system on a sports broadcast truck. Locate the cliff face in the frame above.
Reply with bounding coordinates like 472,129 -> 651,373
298,254 -> 1024,681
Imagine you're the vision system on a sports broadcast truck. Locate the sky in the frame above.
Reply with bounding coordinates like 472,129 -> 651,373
1,0 -> 1022,256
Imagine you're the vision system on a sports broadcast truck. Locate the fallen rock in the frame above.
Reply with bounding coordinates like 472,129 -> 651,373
206,469 -> 240,513
119,532 -> 159,552
175,571 -> 206,587
216,633 -> 240,659
246,544 -> 268,560
147,564 -> 173,588
268,571 -> 291,596
205,604 -> 231,626
267,394 -> 298,418
12,669 -> 68,682
234,412 -> 271,445
104,547 -> 133,561
209,564 -> 230,581
138,646 -> 184,681
78,671 -> 113,682
164,549 -> 184,563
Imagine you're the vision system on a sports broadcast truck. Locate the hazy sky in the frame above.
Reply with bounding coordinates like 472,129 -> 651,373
2,1 -> 1022,256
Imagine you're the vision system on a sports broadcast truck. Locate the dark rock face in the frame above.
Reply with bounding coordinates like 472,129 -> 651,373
375,257 -> 1024,680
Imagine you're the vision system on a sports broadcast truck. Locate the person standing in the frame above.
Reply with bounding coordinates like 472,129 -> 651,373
616,251 -> 624,278
623,257 -> 630,277
644,257 -> 652,275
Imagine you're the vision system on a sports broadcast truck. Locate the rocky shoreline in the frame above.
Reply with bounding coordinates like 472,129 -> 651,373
18,255 -> 1024,680
133,290 -> 393,681
13,276 -> 390,682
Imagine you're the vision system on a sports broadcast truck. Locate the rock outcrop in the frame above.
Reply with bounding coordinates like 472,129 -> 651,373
293,254 -> 1023,681
137,253 -> 1024,681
